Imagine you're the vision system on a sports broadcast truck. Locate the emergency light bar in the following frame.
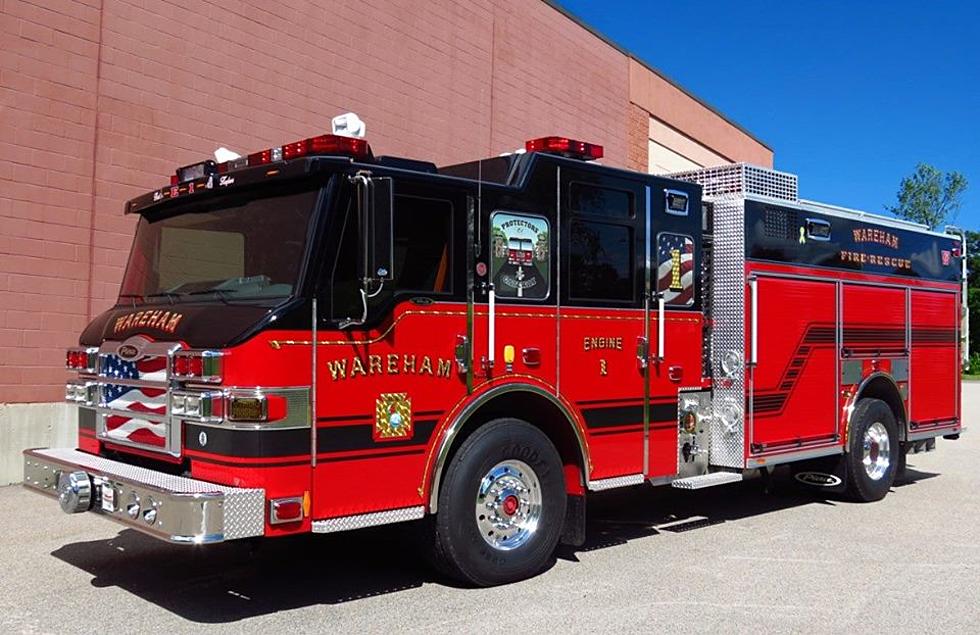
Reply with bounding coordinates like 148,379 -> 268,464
146,133 -> 375,208
525,136 -> 603,161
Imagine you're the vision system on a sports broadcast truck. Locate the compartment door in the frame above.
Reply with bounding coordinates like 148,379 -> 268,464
750,276 -> 838,450
910,290 -> 959,430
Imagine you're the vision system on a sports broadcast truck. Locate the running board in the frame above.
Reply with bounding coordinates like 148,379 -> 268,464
671,472 -> 743,490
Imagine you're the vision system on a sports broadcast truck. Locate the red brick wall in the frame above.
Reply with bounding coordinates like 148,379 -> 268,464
0,0 -> 756,403
0,0 -> 101,402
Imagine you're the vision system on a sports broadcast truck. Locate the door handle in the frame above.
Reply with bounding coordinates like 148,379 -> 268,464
522,347 -> 541,367
668,365 -> 683,382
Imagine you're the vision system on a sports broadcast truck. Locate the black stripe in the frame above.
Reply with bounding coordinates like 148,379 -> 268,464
316,448 -> 426,463
78,408 -> 96,431
912,328 -> 957,343
317,419 -> 437,453
190,456 -> 312,468
590,425 -> 644,437
804,326 -> 836,342
844,328 -> 905,343
317,413 -> 372,423
184,424 -> 311,458
582,403 -> 676,429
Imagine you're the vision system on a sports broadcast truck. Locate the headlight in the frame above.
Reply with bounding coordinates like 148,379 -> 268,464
721,350 -> 743,377
718,399 -> 743,434
171,394 -> 186,415
184,395 -> 201,417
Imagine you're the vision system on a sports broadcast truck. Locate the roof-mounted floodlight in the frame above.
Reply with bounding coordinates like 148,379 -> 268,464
332,112 -> 366,139
214,147 -> 241,163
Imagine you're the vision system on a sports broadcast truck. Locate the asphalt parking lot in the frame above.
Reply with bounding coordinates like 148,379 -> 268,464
2,387 -> 978,634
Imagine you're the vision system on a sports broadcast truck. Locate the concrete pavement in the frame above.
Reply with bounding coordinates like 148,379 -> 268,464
1,388 -> 978,634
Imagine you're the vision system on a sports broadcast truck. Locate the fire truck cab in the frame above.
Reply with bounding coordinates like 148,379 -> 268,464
24,126 -> 966,586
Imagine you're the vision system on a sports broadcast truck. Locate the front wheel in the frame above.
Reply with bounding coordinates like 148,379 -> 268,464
844,398 -> 899,502
428,418 -> 566,586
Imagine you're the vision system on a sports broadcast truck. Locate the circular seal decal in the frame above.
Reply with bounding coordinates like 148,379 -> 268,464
198,431 -> 208,447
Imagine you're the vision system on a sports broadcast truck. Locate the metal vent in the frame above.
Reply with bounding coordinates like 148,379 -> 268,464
764,207 -> 799,240
667,163 -> 798,202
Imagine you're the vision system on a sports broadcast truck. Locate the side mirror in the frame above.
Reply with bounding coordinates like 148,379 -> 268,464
367,177 -> 394,282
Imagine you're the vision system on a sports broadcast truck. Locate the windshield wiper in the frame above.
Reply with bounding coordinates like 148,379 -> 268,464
144,291 -> 180,304
184,288 -> 231,304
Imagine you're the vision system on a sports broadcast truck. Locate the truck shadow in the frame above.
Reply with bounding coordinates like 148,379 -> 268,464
50,464 -> 937,623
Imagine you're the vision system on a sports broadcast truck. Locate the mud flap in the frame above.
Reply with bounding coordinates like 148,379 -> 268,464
560,493 -> 586,546
790,454 -> 850,496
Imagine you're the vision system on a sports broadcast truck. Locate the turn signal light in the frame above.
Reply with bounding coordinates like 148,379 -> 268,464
227,394 -> 287,422
171,350 -> 222,383
525,136 -> 603,161
66,347 -> 98,373
270,497 -> 304,524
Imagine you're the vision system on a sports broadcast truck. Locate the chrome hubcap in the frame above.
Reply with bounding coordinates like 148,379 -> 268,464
862,422 -> 891,481
475,460 -> 542,551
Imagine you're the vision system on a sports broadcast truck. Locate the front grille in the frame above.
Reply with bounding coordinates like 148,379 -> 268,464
96,339 -> 182,456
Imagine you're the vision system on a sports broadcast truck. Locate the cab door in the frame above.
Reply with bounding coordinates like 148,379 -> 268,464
312,177 -> 469,520
557,168 -> 648,480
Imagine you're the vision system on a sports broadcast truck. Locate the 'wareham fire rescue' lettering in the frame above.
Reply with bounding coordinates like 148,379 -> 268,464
326,354 -> 453,381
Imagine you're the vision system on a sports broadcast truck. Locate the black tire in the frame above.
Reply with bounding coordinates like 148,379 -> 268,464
844,398 -> 899,502
428,418 -> 566,586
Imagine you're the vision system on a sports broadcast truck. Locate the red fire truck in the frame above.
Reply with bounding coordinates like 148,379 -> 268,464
24,127 -> 966,586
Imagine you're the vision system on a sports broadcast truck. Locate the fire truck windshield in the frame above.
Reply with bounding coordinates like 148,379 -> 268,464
118,183 -> 318,304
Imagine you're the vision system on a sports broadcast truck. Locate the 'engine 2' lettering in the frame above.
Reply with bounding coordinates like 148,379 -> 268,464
583,336 -> 623,351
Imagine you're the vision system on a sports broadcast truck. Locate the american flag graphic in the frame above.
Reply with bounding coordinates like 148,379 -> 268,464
101,354 -> 169,448
657,233 -> 695,306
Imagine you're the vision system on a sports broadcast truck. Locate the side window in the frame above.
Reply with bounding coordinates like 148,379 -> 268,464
491,211 -> 550,300
569,182 -> 632,219
329,192 -> 452,322
393,195 -> 452,293
567,181 -> 636,303
569,221 -> 633,301
656,232 -> 695,306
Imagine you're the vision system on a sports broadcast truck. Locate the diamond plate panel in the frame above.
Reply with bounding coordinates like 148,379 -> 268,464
312,506 -> 425,533
587,474 -> 645,491
24,447 -> 265,541
706,196 -> 747,468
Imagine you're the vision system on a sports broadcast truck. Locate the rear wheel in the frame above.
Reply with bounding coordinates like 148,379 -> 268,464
429,418 -> 566,586
844,398 -> 899,502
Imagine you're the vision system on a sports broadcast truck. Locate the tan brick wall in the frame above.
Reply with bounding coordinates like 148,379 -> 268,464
626,103 -> 649,173
0,0 -> 765,403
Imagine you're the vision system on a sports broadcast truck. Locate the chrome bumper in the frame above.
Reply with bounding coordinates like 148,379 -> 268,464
22,448 -> 265,544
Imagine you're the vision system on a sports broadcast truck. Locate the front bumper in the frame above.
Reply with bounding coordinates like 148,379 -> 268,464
23,448 -> 265,544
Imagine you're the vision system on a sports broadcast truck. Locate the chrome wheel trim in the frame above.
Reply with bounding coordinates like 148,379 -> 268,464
862,421 -> 891,481
475,459 -> 542,551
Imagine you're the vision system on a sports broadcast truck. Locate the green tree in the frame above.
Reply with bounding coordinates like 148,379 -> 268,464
887,163 -> 968,229
965,230 -> 980,366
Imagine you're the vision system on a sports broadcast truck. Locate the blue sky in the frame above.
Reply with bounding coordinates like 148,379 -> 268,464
557,0 -> 980,230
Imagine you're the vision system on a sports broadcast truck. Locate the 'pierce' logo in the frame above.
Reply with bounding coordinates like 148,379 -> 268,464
794,471 -> 842,487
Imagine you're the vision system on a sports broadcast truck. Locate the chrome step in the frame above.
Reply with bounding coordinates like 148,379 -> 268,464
671,472 -> 743,490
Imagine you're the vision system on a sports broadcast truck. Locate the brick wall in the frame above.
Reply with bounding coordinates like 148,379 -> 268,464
0,0 -> 765,404
626,103 -> 650,173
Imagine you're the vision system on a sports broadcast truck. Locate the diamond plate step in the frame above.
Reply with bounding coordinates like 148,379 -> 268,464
671,472 -> 743,490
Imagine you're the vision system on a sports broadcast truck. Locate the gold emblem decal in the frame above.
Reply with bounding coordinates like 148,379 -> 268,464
375,393 -> 413,441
